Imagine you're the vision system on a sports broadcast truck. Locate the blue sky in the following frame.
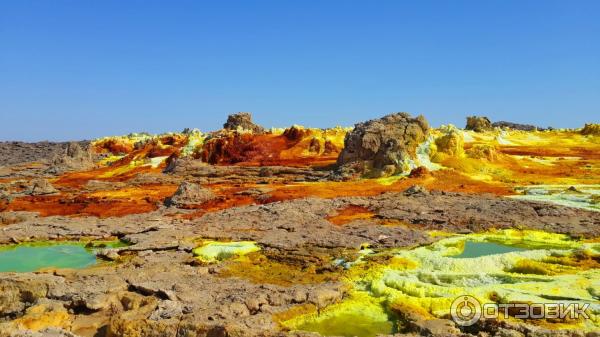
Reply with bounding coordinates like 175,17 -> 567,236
1,0 -> 598,141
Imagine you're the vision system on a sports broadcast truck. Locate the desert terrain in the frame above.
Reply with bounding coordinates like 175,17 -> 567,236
0,112 -> 598,337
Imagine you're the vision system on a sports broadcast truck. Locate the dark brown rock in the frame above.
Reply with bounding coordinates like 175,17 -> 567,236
465,116 -> 493,132
223,112 -> 265,134
408,166 -> 430,178
581,123 -> 600,135
492,121 -> 545,131
336,112 -> 429,178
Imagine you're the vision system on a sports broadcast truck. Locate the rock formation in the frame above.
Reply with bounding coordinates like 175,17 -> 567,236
581,123 -> 600,135
26,179 -> 58,196
336,112 -> 429,178
466,117 -> 548,132
465,116 -> 493,132
48,142 -> 94,173
223,112 -> 265,134
0,141 -> 91,167
165,182 -> 216,207
492,121 -> 546,131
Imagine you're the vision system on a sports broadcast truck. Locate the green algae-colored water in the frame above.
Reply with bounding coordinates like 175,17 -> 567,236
452,241 -> 526,259
0,241 -> 124,272
295,312 -> 396,337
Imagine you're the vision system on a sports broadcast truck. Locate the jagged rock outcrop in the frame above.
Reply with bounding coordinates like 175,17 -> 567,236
581,123 -> 600,135
25,179 -> 58,196
492,121 -> 546,131
165,182 -> 216,207
282,125 -> 310,141
223,112 -> 265,134
162,153 -> 179,173
465,116 -> 493,132
48,142 -> 94,173
336,112 -> 429,178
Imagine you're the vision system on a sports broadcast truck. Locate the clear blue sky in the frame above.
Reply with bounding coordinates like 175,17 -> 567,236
1,0 -> 598,141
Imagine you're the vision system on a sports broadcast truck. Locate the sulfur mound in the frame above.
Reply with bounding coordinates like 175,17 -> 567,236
465,116 -> 492,132
223,112 -> 265,134
165,181 -> 216,207
434,127 -> 464,157
336,112 -> 429,178
466,144 -> 497,161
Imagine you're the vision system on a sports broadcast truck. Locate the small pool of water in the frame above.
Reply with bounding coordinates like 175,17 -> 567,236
0,241 -> 124,272
295,312 -> 396,337
193,241 -> 260,262
451,241 -> 526,259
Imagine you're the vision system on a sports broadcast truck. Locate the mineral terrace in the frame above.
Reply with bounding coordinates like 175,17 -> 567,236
0,112 -> 599,337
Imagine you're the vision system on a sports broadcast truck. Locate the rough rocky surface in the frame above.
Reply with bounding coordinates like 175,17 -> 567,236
0,141 -> 90,167
336,112 -> 429,178
0,187 -> 599,337
222,112 -> 265,134
465,115 -> 493,132
3,188 -> 598,248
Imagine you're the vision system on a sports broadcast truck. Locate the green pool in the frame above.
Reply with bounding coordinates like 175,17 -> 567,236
295,312 -> 396,337
0,241 -> 124,272
451,241 -> 526,259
